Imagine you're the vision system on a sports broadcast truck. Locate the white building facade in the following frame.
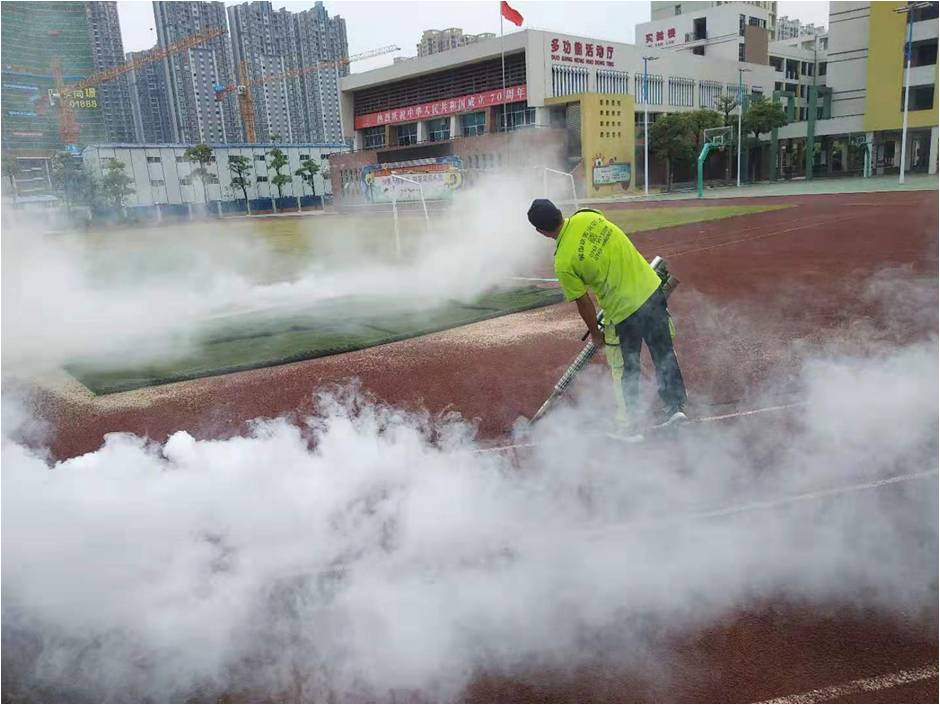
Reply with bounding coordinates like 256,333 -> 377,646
82,142 -> 347,206
651,0 -> 778,33
636,4 -> 773,63
340,28 -> 776,151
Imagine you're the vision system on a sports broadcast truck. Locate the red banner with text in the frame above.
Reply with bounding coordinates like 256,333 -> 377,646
354,84 -> 528,129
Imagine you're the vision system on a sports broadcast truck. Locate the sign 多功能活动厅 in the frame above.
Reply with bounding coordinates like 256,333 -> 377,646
593,162 -> 631,187
548,36 -> 616,66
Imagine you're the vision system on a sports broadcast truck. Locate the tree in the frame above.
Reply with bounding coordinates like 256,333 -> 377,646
714,95 -> 738,127
228,155 -> 253,207
183,143 -> 214,204
267,145 -> 291,202
713,95 -> 739,181
2,151 -> 19,199
684,109 -> 723,156
50,152 -> 84,212
101,159 -> 135,210
649,113 -> 694,191
294,158 -> 320,200
742,95 -> 789,180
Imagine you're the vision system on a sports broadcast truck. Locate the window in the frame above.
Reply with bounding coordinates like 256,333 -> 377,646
675,4 -> 681,14
497,101 -> 536,131
176,155 -> 187,163
256,175 -> 268,182
363,126 -> 385,148
146,155 -> 161,163
770,56 -> 783,71
150,179 -> 165,188
255,154 -> 266,161
819,62 -> 828,76
180,176 -> 192,185
428,118 -> 450,141
739,14 -> 746,36
903,84 -> 935,111
300,153 -> 310,160
395,122 -> 417,146
461,111 -> 486,137
910,39 -> 938,68
775,81 -> 783,91
911,2 -> 939,22
738,43 -> 745,61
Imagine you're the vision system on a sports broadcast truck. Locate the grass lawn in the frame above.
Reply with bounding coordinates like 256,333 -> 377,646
65,202 -> 791,393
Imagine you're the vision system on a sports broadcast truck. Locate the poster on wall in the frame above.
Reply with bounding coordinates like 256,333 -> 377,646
592,158 -> 631,190
360,156 -> 464,203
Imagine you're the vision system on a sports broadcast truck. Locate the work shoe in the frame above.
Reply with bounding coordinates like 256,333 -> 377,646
605,418 -> 644,444
657,405 -> 688,427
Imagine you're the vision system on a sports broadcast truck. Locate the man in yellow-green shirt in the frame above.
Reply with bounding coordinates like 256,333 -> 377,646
527,199 -> 688,429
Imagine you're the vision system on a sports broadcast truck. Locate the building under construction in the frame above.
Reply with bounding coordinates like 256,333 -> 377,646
1,3 -> 108,156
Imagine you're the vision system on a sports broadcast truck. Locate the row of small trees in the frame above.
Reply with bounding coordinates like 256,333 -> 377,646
181,134 -> 323,210
3,136 -> 327,218
649,94 -> 789,190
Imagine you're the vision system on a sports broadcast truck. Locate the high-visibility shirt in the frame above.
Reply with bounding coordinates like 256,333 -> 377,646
553,209 -> 661,328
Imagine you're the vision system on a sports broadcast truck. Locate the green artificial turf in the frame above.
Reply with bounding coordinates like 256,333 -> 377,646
68,286 -> 563,395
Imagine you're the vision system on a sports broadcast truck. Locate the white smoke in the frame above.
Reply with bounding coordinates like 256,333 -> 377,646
2,338 -> 936,702
3,164 -> 936,700
0,169 -> 553,377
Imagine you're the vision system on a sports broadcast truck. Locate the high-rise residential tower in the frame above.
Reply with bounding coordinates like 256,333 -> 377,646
153,1 -> 240,143
85,1 -> 137,142
126,48 -> 174,143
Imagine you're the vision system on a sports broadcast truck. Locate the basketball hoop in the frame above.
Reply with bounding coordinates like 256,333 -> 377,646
704,126 -> 733,151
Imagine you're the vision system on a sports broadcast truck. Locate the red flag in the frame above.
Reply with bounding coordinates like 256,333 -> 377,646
501,1 -> 524,26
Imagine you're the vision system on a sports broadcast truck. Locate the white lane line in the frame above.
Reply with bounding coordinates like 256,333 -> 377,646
577,470 -> 938,545
758,664 -> 939,703
689,469 -> 938,521
695,402 -> 806,423
475,401 -> 805,455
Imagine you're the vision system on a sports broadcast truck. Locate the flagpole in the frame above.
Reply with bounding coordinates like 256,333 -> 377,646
500,2 -> 506,92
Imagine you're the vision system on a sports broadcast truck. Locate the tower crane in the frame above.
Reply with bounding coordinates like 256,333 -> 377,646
212,45 -> 399,143
37,26 -> 227,147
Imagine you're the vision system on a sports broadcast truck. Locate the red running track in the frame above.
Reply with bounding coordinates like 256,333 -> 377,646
19,189 -> 940,703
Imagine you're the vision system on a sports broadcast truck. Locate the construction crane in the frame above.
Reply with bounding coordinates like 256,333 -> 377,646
38,25 -> 227,147
213,45 -> 399,143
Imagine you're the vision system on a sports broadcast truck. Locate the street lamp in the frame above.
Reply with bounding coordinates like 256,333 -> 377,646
737,67 -> 751,188
894,2 -> 931,184
642,55 -> 658,196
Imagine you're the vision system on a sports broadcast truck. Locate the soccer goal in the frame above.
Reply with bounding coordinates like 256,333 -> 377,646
533,166 -> 580,210
389,172 -> 432,258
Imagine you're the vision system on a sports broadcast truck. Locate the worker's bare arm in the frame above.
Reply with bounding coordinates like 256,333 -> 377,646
575,294 -> 605,349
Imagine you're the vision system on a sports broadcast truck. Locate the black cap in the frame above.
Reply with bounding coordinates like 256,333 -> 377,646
527,199 -> 563,231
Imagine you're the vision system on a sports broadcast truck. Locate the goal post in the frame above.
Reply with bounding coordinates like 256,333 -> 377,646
533,166 -> 580,210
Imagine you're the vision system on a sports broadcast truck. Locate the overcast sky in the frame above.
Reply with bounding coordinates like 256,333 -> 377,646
116,1 -> 831,72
